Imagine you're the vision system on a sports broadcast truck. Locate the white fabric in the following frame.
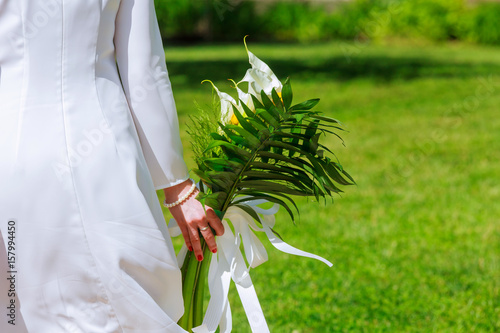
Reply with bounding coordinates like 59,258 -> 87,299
0,0 -> 190,332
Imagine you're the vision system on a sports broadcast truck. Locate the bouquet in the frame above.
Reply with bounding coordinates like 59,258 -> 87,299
168,37 -> 354,333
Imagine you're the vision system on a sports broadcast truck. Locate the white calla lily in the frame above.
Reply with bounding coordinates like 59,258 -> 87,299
238,37 -> 282,102
219,91 -> 239,126
230,79 -> 255,111
202,80 -> 240,126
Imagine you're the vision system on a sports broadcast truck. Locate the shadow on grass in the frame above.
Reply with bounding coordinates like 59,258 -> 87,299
167,55 -> 500,86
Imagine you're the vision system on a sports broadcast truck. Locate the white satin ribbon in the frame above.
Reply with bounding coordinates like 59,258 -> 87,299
169,195 -> 333,333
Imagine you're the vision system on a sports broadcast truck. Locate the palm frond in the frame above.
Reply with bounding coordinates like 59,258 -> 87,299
193,77 -> 355,222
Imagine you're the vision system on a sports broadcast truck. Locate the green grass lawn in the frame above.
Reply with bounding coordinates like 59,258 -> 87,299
158,40 -> 500,332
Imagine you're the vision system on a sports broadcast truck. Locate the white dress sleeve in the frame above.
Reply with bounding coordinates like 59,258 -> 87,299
113,0 -> 190,190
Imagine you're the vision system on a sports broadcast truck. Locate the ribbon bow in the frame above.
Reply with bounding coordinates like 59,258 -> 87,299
169,196 -> 332,333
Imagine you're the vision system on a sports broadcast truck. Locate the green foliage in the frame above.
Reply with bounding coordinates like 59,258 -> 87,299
154,0 -> 204,40
209,1 -> 263,41
190,78 -> 354,220
459,3 -> 500,45
260,3 -> 330,42
385,0 -> 466,41
155,0 -> 500,46
326,0 -> 467,42
185,91 -> 223,168
328,0 -> 386,40
154,0 -> 262,41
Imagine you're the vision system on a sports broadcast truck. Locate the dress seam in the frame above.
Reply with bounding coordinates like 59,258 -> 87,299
59,3 -> 124,331
93,58 -> 120,155
15,0 -> 28,167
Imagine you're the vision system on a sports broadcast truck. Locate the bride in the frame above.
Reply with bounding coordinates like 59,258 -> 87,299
0,0 -> 223,332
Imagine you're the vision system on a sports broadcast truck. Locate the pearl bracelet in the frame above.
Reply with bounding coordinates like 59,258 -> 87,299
162,178 -> 197,208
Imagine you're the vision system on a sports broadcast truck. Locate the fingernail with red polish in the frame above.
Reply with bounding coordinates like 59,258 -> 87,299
212,249 -> 217,253
197,255 -> 203,261
188,246 -> 193,252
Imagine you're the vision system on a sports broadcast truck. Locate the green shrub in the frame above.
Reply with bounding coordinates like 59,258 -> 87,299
209,1 -> 263,41
327,0 -> 385,40
153,0 -> 500,46
259,2 -> 330,42
155,0 -> 261,42
459,3 -> 500,45
154,0 -> 205,40
385,0 -> 466,41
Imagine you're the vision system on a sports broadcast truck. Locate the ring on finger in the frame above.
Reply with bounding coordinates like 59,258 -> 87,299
200,226 -> 209,232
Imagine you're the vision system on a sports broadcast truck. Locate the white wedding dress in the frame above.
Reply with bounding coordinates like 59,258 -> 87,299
0,0 -> 190,332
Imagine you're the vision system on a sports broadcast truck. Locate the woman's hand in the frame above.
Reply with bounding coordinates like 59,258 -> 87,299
163,179 -> 224,261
